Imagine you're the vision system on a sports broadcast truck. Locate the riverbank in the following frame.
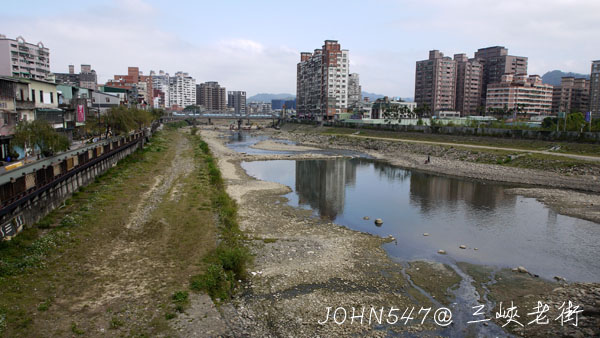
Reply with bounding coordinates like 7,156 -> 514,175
200,125 -> 600,337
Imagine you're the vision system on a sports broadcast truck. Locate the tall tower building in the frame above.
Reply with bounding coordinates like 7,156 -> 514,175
474,46 -> 528,106
590,60 -> 600,116
414,50 -> 456,112
197,81 -> 226,111
348,73 -> 362,108
227,91 -> 246,115
454,54 -> 483,115
168,72 -> 196,108
297,40 -> 349,120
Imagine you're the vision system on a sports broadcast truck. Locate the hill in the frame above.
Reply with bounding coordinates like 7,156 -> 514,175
541,70 -> 590,86
247,93 -> 295,103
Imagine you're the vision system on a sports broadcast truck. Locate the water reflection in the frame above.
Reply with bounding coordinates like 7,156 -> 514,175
295,159 -> 356,218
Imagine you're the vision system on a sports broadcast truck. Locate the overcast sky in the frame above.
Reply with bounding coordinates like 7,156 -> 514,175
2,0 -> 599,97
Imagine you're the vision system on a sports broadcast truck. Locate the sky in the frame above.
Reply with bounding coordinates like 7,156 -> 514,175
1,0 -> 599,97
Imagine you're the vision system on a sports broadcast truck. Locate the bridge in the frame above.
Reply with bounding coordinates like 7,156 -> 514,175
161,112 -> 281,122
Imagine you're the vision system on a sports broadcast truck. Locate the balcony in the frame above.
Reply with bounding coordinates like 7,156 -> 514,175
15,100 -> 35,110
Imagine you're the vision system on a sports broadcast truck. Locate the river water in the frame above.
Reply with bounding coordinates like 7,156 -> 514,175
233,134 -> 600,283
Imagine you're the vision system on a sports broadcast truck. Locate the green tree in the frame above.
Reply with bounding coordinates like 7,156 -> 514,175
12,120 -> 70,158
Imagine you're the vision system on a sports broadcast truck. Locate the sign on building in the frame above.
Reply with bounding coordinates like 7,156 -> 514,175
77,104 -> 85,122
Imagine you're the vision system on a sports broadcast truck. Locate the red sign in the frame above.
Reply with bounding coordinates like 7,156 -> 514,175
77,105 -> 85,122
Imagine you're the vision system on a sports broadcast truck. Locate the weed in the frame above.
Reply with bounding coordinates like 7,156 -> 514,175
165,313 -> 176,320
109,317 -> 124,329
71,322 -> 84,335
37,298 -> 52,312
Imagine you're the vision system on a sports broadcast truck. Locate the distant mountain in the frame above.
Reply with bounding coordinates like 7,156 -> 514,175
247,93 -> 295,103
361,91 -> 413,102
541,70 -> 590,86
361,91 -> 385,101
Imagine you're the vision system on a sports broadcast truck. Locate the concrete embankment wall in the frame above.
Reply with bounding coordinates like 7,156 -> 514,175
0,132 -> 148,240
286,119 -> 600,143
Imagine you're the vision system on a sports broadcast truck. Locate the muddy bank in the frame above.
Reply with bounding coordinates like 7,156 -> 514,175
200,126 -> 600,337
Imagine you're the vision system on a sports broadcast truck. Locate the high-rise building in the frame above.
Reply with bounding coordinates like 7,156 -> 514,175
551,77 -> 590,114
474,46 -> 528,106
414,50 -> 456,112
150,70 -> 170,108
348,73 -> 361,108
454,54 -> 483,115
485,74 -> 553,116
227,91 -> 246,115
590,60 -> 600,116
169,72 -> 196,108
197,81 -> 226,111
297,40 -> 349,120
0,34 -> 50,80
55,64 -> 98,90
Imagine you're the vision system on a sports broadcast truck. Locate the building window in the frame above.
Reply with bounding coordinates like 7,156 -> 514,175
50,92 -> 53,103
40,90 -> 44,103
31,89 -> 35,102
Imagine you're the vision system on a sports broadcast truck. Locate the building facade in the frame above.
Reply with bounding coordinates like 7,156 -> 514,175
106,67 -> 154,107
227,90 -> 246,114
485,74 -> 553,116
297,40 -> 349,120
454,54 -> 483,115
197,81 -> 226,110
590,60 -> 600,116
414,50 -> 456,113
551,77 -> 590,114
348,73 -> 361,108
55,64 -> 98,90
474,46 -> 528,106
0,35 -> 50,80
150,70 -> 170,108
169,72 -> 196,108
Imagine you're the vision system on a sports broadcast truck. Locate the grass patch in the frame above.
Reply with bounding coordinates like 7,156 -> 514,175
109,317 -> 124,329
189,135 -> 252,301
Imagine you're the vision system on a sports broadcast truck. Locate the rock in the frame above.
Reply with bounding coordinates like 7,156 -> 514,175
363,216 -> 370,220
554,276 -> 566,282
374,218 -> 383,225
459,245 -> 467,249
517,266 -> 528,273
438,250 -> 446,255
474,248 -> 478,251
423,233 -> 429,236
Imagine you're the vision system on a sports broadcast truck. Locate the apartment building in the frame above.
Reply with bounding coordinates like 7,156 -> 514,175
227,91 -> 246,115
474,46 -> 528,106
454,54 -> 483,115
348,73 -> 361,108
297,40 -> 349,120
150,70 -> 170,108
55,64 -> 98,90
551,77 -> 589,114
414,50 -> 456,112
0,35 -> 50,81
169,72 -> 196,108
590,60 -> 600,116
197,81 -> 226,111
485,74 -> 553,116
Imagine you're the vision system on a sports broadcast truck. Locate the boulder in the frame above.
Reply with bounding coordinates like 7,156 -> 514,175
374,218 -> 383,225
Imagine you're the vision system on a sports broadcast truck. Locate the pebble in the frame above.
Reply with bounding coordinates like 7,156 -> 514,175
363,216 -> 370,220
474,248 -> 478,250
438,250 -> 446,255
459,245 -> 467,249
423,233 -> 429,236
374,218 -> 383,225
517,266 -> 528,273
